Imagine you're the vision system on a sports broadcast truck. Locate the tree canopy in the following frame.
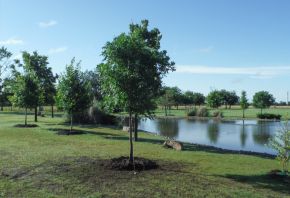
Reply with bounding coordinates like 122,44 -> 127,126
253,91 -> 275,113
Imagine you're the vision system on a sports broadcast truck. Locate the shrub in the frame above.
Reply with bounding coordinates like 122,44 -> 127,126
69,106 -> 117,125
257,113 -> 281,120
196,107 -> 209,117
212,111 -> 223,118
187,108 -> 197,116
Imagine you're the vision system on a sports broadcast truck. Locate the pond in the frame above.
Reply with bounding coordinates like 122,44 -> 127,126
138,118 -> 283,154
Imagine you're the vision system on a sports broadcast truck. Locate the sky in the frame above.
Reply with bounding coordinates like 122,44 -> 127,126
1,0 -> 290,101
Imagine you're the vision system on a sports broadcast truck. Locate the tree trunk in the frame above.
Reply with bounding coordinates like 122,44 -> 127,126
242,109 -> 245,118
129,111 -> 134,164
164,105 -> 167,116
134,114 -> 138,141
261,108 -> 262,114
34,107 -> 38,122
25,108 -> 27,126
0,105 -> 3,111
10,105 -> 12,111
51,105 -> 54,118
70,113 -> 73,133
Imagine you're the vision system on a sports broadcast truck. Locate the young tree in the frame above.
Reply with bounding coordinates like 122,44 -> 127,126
12,72 -> 40,126
268,120 -> 290,174
57,58 -> 92,132
0,47 -> 12,111
21,51 -> 56,121
157,87 -> 175,116
99,19 -> 175,163
207,90 -> 223,109
240,91 -> 249,118
253,91 -> 275,114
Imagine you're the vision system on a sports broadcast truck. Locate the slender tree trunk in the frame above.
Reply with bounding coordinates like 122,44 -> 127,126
134,114 -> 138,141
70,113 -> 73,133
129,112 -> 134,164
0,105 -> 3,111
34,107 -> 38,122
242,109 -> 245,118
10,105 -> 12,111
165,105 -> 167,116
51,105 -> 54,118
25,108 -> 27,126
261,108 -> 262,114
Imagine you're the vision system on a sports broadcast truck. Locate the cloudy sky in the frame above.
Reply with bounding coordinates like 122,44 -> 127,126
1,0 -> 290,101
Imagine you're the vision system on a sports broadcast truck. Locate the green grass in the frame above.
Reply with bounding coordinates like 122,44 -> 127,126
0,112 -> 289,197
154,106 -> 290,119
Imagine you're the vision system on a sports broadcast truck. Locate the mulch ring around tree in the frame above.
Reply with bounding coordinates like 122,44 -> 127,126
268,170 -> 290,183
14,124 -> 39,128
105,156 -> 158,171
55,129 -> 86,135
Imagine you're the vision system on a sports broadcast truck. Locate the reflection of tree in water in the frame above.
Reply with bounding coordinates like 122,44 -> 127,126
207,122 -> 219,143
252,122 -> 273,145
156,118 -> 179,139
240,121 -> 247,147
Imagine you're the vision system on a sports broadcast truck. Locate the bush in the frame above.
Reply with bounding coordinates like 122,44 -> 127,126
69,106 -> 117,125
187,108 -> 197,116
212,111 -> 223,118
257,113 -> 281,120
196,107 -> 209,117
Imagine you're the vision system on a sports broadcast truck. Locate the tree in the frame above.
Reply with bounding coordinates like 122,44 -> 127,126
207,90 -> 223,109
240,91 -> 249,118
0,47 -> 12,111
21,51 -> 56,121
57,58 -> 92,132
157,87 -> 175,116
12,72 -> 40,126
253,91 -> 275,114
227,91 -> 239,109
268,120 -> 290,174
99,19 -> 175,164
192,92 -> 205,107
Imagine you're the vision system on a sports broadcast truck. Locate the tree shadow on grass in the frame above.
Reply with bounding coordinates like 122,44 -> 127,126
221,174 -> 290,195
47,128 -> 123,138
182,143 -> 275,160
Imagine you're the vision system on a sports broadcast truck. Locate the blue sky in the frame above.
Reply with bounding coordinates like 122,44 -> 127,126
1,0 -> 290,101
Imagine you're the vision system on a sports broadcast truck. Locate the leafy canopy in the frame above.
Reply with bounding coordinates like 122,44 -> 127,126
57,58 -> 92,115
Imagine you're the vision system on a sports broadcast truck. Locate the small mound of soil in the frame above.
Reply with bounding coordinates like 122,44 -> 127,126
56,129 -> 86,135
106,156 -> 158,171
14,124 -> 38,128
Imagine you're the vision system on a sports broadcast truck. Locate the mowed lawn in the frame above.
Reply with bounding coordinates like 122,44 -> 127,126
0,112 -> 289,198
155,106 -> 290,119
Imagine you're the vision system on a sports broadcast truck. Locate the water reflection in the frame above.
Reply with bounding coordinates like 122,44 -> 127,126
240,120 -> 247,147
207,121 -> 219,143
156,118 -> 179,139
138,118 -> 279,154
252,121 -> 272,145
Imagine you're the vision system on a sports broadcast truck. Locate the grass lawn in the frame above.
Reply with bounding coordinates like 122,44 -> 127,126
154,105 -> 290,119
0,112 -> 289,197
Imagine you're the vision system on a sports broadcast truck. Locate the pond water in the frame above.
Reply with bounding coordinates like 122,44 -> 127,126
138,118 -> 283,154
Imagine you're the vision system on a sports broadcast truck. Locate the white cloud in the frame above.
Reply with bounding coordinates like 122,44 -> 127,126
48,47 -> 67,54
39,20 -> 58,28
0,38 -> 24,45
176,65 -> 290,78
197,46 -> 214,53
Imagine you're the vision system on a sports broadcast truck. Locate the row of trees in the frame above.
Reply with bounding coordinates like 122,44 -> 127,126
157,87 -> 276,117
0,20 -> 175,165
